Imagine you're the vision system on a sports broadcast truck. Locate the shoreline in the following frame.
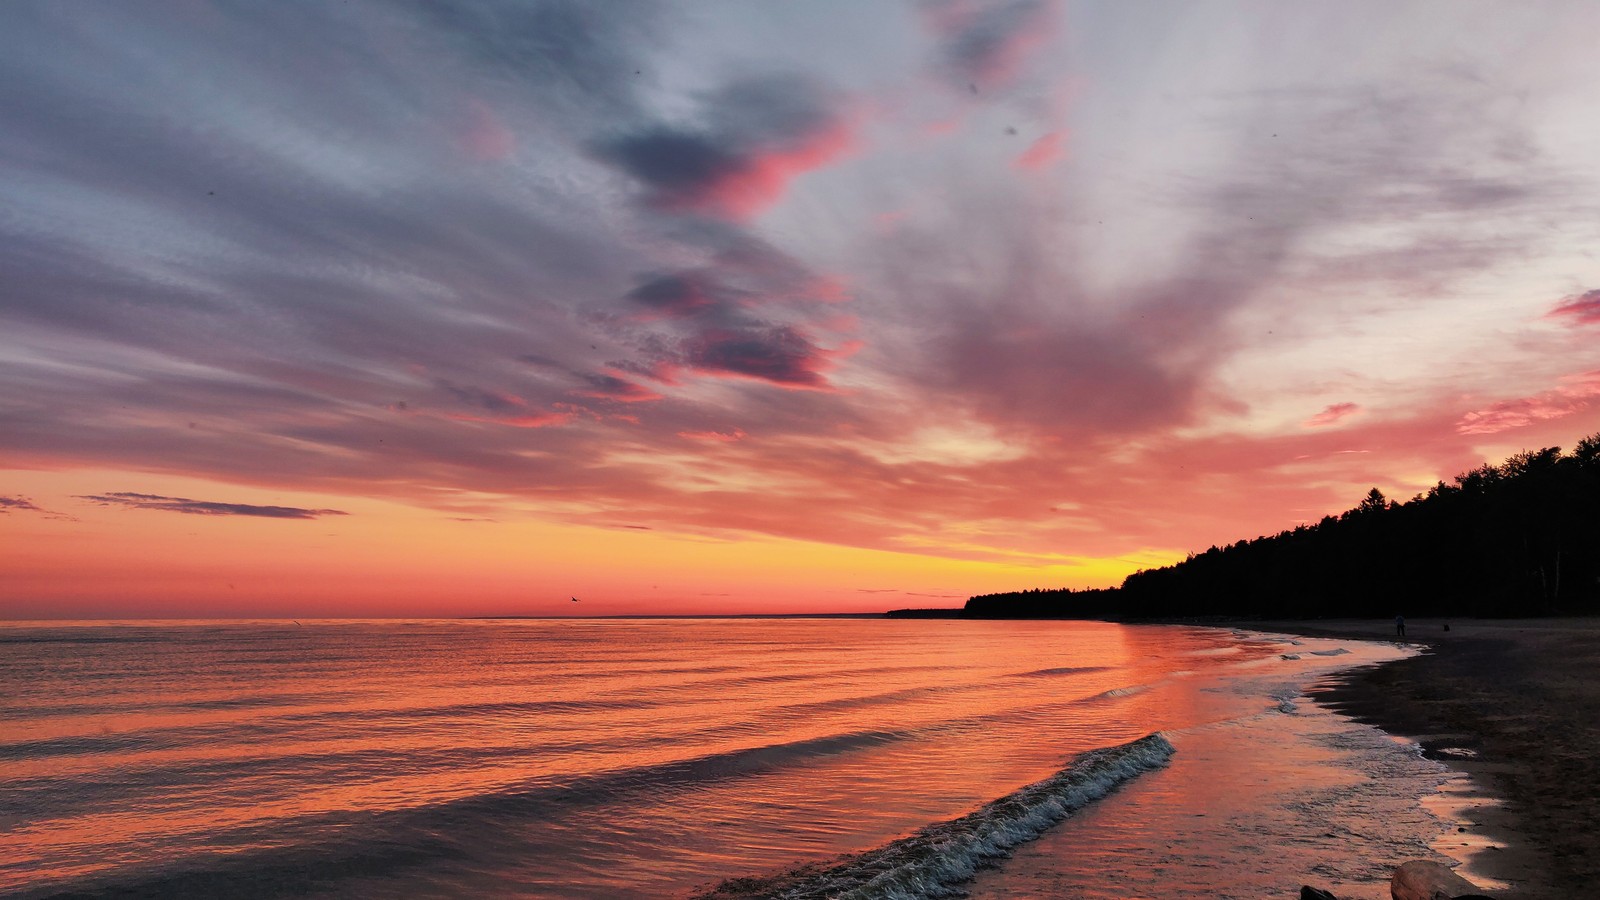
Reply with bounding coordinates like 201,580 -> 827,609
1224,617 -> 1600,900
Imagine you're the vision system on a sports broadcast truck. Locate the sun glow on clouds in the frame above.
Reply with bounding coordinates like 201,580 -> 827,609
1548,289 -> 1600,326
859,425 -> 1027,467
1458,370 -> 1600,435
1303,403 -> 1361,429
5,1 -> 1600,616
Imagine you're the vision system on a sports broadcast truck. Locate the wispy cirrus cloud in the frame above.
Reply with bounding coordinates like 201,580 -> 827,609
1304,403 -> 1362,429
1457,371 -> 1600,435
78,493 -> 348,520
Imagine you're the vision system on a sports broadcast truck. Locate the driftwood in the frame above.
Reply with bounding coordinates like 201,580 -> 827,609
1390,860 -> 1493,900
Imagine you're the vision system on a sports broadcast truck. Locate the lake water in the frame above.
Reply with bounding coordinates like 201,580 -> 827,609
0,618 -> 1455,898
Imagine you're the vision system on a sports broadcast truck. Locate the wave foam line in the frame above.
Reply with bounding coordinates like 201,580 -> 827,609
721,732 -> 1175,900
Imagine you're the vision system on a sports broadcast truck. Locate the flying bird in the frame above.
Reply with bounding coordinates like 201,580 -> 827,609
571,597 -> 580,602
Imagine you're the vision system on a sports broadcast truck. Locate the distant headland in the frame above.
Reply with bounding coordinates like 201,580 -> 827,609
893,432 -> 1600,621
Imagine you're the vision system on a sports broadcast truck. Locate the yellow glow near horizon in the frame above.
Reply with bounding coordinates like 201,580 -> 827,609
1,467 -> 1160,618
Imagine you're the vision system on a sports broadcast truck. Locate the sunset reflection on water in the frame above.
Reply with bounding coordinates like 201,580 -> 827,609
1,619 -> 1416,898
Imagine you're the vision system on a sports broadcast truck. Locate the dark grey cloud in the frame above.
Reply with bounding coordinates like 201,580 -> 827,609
1,495 -> 43,513
77,492 -> 348,519
597,130 -> 742,198
925,0 -> 1056,88
683,326 -> 834,388
574,373 -> 661,403
625,272 -> 730,319
591,74 -> 847,216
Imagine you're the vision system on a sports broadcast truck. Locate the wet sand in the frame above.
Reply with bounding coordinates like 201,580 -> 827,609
1258,618 -> 1600,900
969,630 -> 1449,900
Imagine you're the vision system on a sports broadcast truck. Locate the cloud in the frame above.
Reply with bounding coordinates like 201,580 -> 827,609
1457,370 -> 1600,435
1547,289 -> 1600,326
459,98 -> 515,161
678,429 -> 746,442
0,494 -> 75,521
573,372 -> 662,403
680,326 -> 847,388
433,381 -> 576,427
0,495 -> 43,513
624,272 -> 729,319
77,492 -> 349,519
4,2 -> 1600,580
592,75 -> 854,219
924,0 -> 1059,89
1303,402 -> 1361,428
1014,131 -> 1065,170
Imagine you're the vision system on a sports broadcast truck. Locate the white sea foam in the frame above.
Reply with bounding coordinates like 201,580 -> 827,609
765,733 -> 1176,900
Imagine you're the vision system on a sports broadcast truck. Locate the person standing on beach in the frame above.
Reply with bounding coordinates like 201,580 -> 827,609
1395,614 -> 1406,638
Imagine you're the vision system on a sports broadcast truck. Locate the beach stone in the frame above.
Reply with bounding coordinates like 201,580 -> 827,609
1389,859 -> 1490,899
1300,886 -> 1339,899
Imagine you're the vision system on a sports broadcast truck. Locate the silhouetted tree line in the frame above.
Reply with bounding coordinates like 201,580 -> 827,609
960,433 -> 1600,620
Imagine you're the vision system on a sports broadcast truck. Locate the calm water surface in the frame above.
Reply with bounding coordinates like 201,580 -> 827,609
0,618 -> 1443,898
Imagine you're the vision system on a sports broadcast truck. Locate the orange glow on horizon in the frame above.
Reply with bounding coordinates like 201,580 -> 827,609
1,467 -> 1159,619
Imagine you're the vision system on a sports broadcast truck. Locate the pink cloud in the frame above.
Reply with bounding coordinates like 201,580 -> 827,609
459,99 -> 514,161
446,411 -> 573,429
1457,370 -> 1600,434
1014,130 -> 1066,171
818,313 -> 861,333
678,429 -> 746,443
685,120 -> 855,220
1303,402 -> 1362,429
1546,289 -> 1600,326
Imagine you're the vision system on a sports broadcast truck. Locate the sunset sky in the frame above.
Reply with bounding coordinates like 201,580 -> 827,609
4,1 -> 1600,617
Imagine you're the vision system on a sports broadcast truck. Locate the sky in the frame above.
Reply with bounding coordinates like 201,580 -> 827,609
4,1 -> 1600,618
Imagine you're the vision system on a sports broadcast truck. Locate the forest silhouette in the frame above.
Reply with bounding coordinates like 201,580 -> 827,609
941,432 -> 1600,621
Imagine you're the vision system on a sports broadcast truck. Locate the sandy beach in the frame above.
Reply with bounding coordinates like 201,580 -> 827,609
1260,618 -> 1600,900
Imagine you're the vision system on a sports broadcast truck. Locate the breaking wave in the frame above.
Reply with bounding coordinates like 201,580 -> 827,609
703,732 -> 1175,900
